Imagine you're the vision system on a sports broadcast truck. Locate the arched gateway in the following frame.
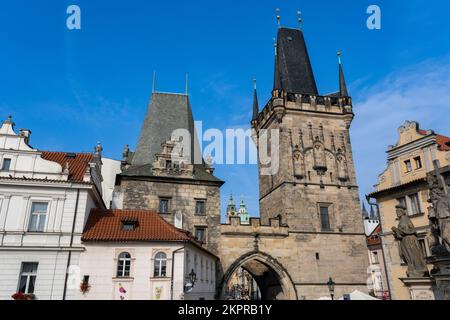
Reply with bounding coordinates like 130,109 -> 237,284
218,251 -> 297,300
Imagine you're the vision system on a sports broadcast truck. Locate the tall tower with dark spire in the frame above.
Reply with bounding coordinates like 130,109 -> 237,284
251,21 -> 368,297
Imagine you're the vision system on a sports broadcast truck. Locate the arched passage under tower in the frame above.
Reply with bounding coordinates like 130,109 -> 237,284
218,251 -> 298,300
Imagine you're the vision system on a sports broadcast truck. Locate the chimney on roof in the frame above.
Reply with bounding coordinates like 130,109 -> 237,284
19,129 -> 32,145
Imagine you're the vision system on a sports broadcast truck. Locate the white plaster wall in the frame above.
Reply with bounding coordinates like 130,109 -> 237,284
183,245 -> 217,300
0,250 -> 82,300
76,242 -> 217,300
101,158 -> 121,209
0,184 -> 98,300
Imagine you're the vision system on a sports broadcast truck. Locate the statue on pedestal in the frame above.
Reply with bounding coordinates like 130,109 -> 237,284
427,174 -> 450,254
392,205 -> 429,278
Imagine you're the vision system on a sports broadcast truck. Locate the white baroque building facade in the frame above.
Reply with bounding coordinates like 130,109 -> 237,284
0,116 -> 108,300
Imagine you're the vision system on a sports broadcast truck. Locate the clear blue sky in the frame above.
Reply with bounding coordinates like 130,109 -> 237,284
1,0 -> 450,219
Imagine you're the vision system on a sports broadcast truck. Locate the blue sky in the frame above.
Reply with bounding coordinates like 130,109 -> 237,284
1,0 -> 450,219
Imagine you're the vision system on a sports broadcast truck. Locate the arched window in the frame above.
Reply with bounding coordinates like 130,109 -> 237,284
154,252 -> 167,277
117,252 -> 131,278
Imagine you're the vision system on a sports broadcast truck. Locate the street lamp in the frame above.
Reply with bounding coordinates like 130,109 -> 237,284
189,269 -> 197,285
184,269 -> 197,293
327,277 -> 336,300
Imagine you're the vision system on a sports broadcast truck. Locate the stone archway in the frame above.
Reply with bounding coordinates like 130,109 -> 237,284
218,251 -> 298,300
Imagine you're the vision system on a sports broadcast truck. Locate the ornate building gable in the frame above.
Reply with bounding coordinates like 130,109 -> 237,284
0,116 -> 103,188
375,121 -> 450,191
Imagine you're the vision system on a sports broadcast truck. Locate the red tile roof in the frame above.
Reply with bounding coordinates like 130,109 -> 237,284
366,224 -> 382,246
436,134 -> 450,151
41,151 -> 93,183
418,129 -> 450,151
83,209 -> 200,243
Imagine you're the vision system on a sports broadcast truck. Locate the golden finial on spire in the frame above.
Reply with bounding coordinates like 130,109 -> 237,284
297,10 -> 302,29
276,8 -> 281,28
337,50 -> 342,65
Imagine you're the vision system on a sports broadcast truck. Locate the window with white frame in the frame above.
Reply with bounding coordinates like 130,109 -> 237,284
154,252 -> 167,278
117,252 -> 131,278
18,262 -> 38,294
408,193 -> 421,215
28,202 -> 48,232
397,194 -> 422,216
1,158 -> 11,171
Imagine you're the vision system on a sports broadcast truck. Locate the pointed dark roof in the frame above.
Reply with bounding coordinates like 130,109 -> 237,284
339,62 -> 349,97
274,28 -> 318,95
131,93 -> 200,166
252,84 -> 259,121
122,92 -> 223,185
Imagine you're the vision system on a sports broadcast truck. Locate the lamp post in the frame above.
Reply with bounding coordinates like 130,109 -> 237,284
184,269 -> 197,293
327,277 -> 336,300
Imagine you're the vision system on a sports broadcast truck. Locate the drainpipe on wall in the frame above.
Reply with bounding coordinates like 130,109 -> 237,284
62,188 -> 80,300
366,195 -> 392,300
170,242 -> 186,300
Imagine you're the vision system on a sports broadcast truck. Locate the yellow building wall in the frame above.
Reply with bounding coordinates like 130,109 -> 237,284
372,121 -> 450,300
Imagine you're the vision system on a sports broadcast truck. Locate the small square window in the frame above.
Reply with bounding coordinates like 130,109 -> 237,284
121,220 -> 138,231
404,160 -> 413,173
1,158 -> 11,171
195,227 -> 206,243
159,198 -> 170,214
414,157 -> 422,170
195,200 -> 206,216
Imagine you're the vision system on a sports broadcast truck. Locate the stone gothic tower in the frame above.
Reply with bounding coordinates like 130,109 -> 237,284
252,26 -> 367,259
113,92 -> 224,254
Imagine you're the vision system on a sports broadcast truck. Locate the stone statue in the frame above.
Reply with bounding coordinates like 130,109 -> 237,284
293,148 -> 305,179
392,205 -> 429,278
428,174 -> 450,253
336,153 -> 349,182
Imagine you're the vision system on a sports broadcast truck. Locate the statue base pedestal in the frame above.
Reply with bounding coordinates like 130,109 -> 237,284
400,277 -> 435,300
428,255 -> 450,300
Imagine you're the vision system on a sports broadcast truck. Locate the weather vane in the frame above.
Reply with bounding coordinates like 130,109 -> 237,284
276,8 -> 281,28
337,50 -> 342,64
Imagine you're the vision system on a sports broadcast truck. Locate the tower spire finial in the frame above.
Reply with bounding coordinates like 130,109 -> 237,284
152,71 -> 157,93
252,78 -> 259,122
338,50 -> 349,97
186,73 -> 189,95
276,8 -> 281,28
297,10 -> 302,29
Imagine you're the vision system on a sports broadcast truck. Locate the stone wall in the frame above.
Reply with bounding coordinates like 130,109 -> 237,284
116,179 -> 221,254
217,217 -> 369,300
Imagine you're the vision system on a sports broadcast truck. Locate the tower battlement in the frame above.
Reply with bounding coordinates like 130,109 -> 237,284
253,91 -> 354,129
221,216 -> 289,237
